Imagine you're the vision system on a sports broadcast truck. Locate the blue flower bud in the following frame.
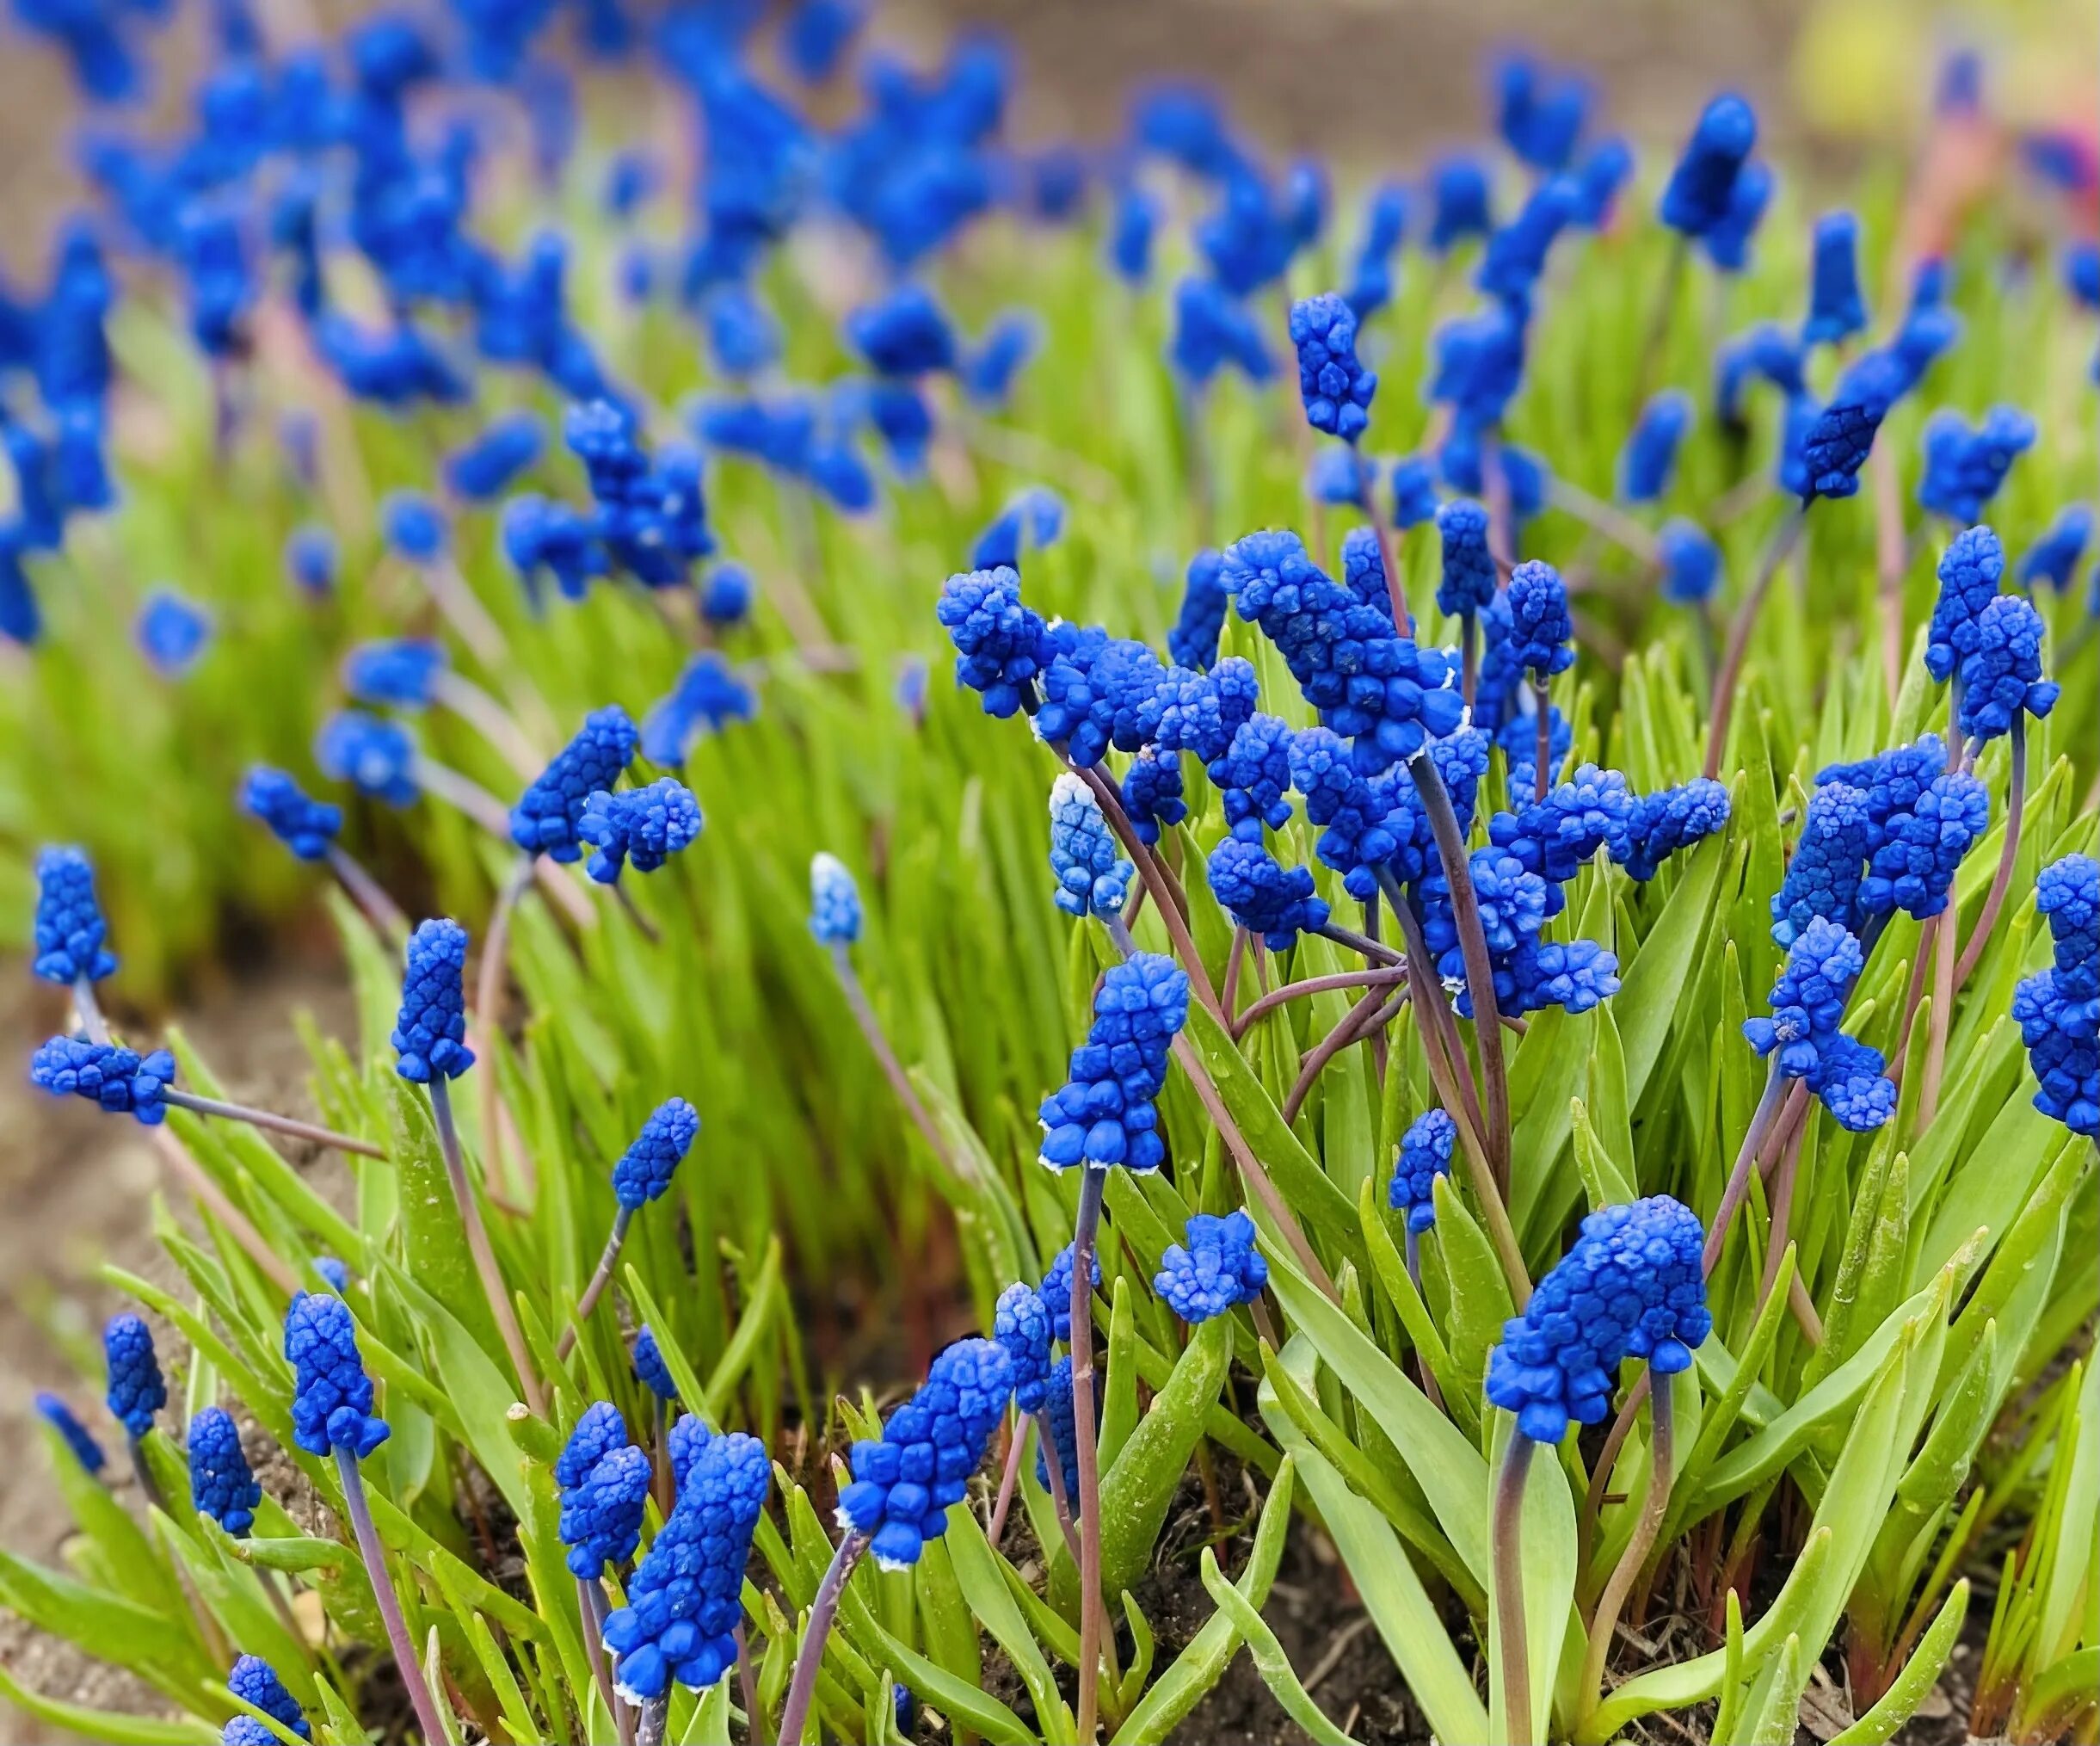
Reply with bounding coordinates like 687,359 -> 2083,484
316,712 -> 420,809
810,853 -> 862,947
188,1406 -> 262,1536
837,1339 -> 1011,1570
103,1314 -> 165,1439
381,491 -> 448,562
33,1037 -> 176,1125
1620,392 -> 1690,504
1660,94 -> 1758,238
1802,211 -> 1868,347
1289,292 -> 1376,443
228,1656 -> 311,1741
393,918 -> 473,1083
1047,773 -> 1133,920
284,1292 -> 389,1459
1155,1210 -> 1267,1323
137,591 -> 212,678
633,1324 -> 678,1403
32,845 -> 118,986
34,1393 -> 106,1473
510,706 -> 639,862
241,768 -> 342,862
1389,1108 -> 1456,1234
576,778 -> 702,883
613,1099 -> 699,1210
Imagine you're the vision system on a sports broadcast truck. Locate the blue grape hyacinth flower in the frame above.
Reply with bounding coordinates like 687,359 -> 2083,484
227,1656 -> 311,1742
32,1037 -> 176,1125
104,1313 -> 166,1439
1038,953 -> 1191,1172
510,706 -> 639,862
1487,1196 -> 1710,1443
2020,506 -> 2092,594
1619,779 -> 1731,882
316,712 -> 420,809
1802,212 -> 1867,347
994,1280 -> 1055,1413
1925,524 -> 2005,682
837,1338 -> 1013,1570
392,918 -> 473,1083
1289,292 -> 1376,443
936,565 -> 1050,719
137,590 -> 212,678
810,853 -> 862,947
612,1098 -> 699,1210
1038,1243 -> 1102,1346
32,845 -> 119,986
1659,94 -> 1758,238
34,1393 -> 106,1473
1956,595 -> 2058,743
1744,916 -> 1895,1131
285,1292 -> 389,1459
1047,773 -> 1134,921
1658,520 -> 1721,604
576,777 -> 702,882
1206,836 -> 1328,953
1918,408 -> 2036,526
1771,781 -> 1871,946
1121,746 -> 1187,847
1155,1210 -> 1268,1323
1389,1108 -> 1457,1234
603,1432 -> 770,1697
633,1325 -> 678,1403
188,1406 -> 262,1536
241,768 -> 342,861
2012,854 -> 2099,1136
1435,500 -> 1496,619
381,491 -> 448,563
1505,560 -> 1575,681
1620,392 -> 1690,503
559,1442 -> 651,1580
557,1402 -> 631,1492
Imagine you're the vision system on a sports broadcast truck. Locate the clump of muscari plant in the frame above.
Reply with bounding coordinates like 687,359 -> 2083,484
2,11 -> 2094,1746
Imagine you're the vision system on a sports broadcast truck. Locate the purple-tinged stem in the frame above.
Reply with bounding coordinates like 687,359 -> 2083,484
1580,1379 -> 1675,1724
557,1206 -> 632,1364
1358,480 -> 1415,637
1630,237 -> 1690,418
1533,682 -> 1553,805
1071,1166 -> 1109,1746
1953,719 -> 2026,990
1283,986 -> 1395,1124
474,855 -> 537,1210
336,1447 -> 451,1746
1493,1434 -> 1538,1746
420,554 -> 508,668
1463,610 -> 1481,708
637,1694 -> 669,1746
736,1621 -> 765,1746
429,669 -> 544,781
1232,966 -> 1407,1041
987,1413 -> 1025,1550
779,1530 -> 869,1746
163,1089 -> 385,1159
1403,1227 -> 1445,1410
428,1077 -> 545,1416
828,943 -> 970,1184
577,1575 -> 621,1734
1704,503 -> 1807,780
1318,919 -> 1403,965
1700,1067 -> 1788,1277
325,845 -> 411,942
1034,1409 -> 1082,1563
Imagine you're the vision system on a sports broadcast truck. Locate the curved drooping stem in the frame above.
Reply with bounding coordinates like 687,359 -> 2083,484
1232,966 -> 1407,1040
827,942 -> 971,1184
1703,503 -> 1807,781
1075,764 -> 1221,1021
1699,1066 -> 1789,1277
1493,1434 -> 1539,1746
1952,719 -> 2026,990
1283,985 -> 1401,1123
1033,1410 -> 1081,1563
325,844 -> 411,942
779,1530 -> 869,1746
1317,919 -> 1403,966
428,1077 -> 545,1416
336,1447 -> 451,1746
987,1413 -> 1025,1550
429,669 -> 545,782
1071,1166 -> 1109,1746
162,1089 -> 385,1158
557,1206 -> 632,1364
1580,1379 -> 1676,1723
1543,479 -> 1663,566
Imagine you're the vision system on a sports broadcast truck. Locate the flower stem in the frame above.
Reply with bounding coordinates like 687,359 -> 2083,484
162,1090 -> 385,1159
428,1077 -> 545,1416
1358,481 -> 1414,636
1075,765 -> 1222,1021
577,1575 -> 621,1735
1580,1377 -> 1675,1723
1403,1227 -> 1444,1410
1462,609 -> 1481,707
126,1435 -> 163,1512
1282,985 -> 1398,1123
1493,1434 -> 1538,1746
1700,1066 -> 1788,1277
1920,901 -> 1958,1129
1233,966 -> 1408,1040
1316,919 -> 1403,965
421,554 -> 508,669
637,1694 -> 668,1746
1952,719 -> 2025,990
1533,681 -> 1553,804
1406,751 -> 1512,1193
325,845 -> 410,942
1703,503 -> 1807,780
828,943 -> 973,1184
430,669 -> 545,781
779,1530 -> 868,1746
1071,1166 -> 1109,1745
336,1447 -> 451,1746
1034,1410 -> 1082,1562
737,1621 -> 765,1746
557,1206 -> 632,1363
987,1411 -> 1025,1549
1630,236 -> 1689,417
474,855 -> 537,1207
1543,479 -> 1663,565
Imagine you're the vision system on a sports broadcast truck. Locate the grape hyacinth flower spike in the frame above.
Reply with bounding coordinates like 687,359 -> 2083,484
1487,1197 -> 1711,1740
34,1393 -> 105,1475
1437,499 -> 1497,699
396,918 -> 542,1414
225,1656 -> 311,1743
1390,1107 -> 1457,1276
556,1401 -> 652,1726
239,766 -> 407,941
1048,773 -> 1133,920
783,1342 -> 1011,1746
284,1291 -> 446,1744
382,488 -> 506,665
1154,1209 -> 1267,1323
1506,560 -> 1573,801
2012,854 -> 2099,1137
557,1098 -> 699,1361
187,1406 -> 261,1537
104,1312 -> 165,1501
33,845 -> 117,996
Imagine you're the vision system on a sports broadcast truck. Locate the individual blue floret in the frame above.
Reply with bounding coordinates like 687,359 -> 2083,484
31,1036 -> 176,1125
1956,595 -> 2058,743
392,918 -> 473,1083
1925,524 -> 2005,682
810,853 -> 862,947
1389,1108 -> 1456,1235
104,1313 -> 165,1439
32,845 -> 118,986
1621,392 -> 1691,503
699,563 -> 753,627
1771,782 -> 1871,945
1289,292 -> 1376,442
641,653 -> 757,766
576,777 -> 703,882
284,526 -> 337,596
1802,212 -> 1868,346
1155,1210 -> 1268,1323
284,1291 -> 389,1459
315,712 -> 420,809
1390,456 -> 1439,530
1487,1196 -> 1709,1443
1047,773 -> 1133,920
510,706 -> 638,862
612,1098 -> 699,1211
137,591 -> 211,678
188,1406 -> 262,1536
602,1432 -> 769,1697
1658,519 -> 1721,604
837,1338 -> 1012,1570
1207,836 -> 1329,953
961,310 -> 1039,408
847,283 -> 956,377
1619,779 -> 1732,881
314,1257 -> 350,1294
34,1393 -> 105,1473
227,1657 -> 311,1742
1038,953 -> 1190,1172
1435,500 -> 1496,619
1504,561 -> 1574,680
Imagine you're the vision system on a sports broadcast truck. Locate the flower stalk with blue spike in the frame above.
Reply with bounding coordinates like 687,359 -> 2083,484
556,1099 -> 699,1361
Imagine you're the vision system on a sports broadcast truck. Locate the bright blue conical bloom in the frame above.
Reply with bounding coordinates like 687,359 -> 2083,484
392,918 -> 472,1083
1207,836 -> 1328,953
1801,211 -> 1867,347
446,411 -> 545,501
1619,779 -> 1732,882
1477,176 -> 1580,299
510,706 -> 638,862
241,768 -> 342,862
1289,293 -> 1376,443
1744,917 -> 1894,1130
104,1314 -> 165,1438
227,1656 -> 311,1742
1818,736 -> 1986,921
1771,782 -> 1871,945
1505,560 -> 1574,680
936,565 -> 1049,719
381,491 -> 447,562
32,845 -> 118,986
315,712 -> 419,808
284,1291 -> 388,1458
1210,713 -> 1296,842
314,1257 -> 350,1294
1487,1196 -> 1709,1442
1167,549 -> 1227,672
576,778 -> 702,882
1427,156 -> 1492,251
35,1393 -> 106,1473
32,1037 -> 176,1124
1047,773 -> 1133,920
343,639 -> 446,710
1436,500 -> 1496,618
188,1406 -> 262,1536
1703,160 -> 1773,273
1038,953 -> 1190,1171
1389,1107 -> 1456,1234
1170,276 -> 1274,387
641,653 -> 756,766
632,1325 -> 677,1403
1925,525 -> 2005,682
1391,456 -> 1439,529
1344,181 -> 1407,318
1801,340 -> 1933,502
1620,392 -> 1690,503
1122,746 -> 1187,846
2020,505 -> 2092,593
847,283 -> 956,377
810,853 -> 862,947
1918,408 -> 2036,524
559,1442 -> 650,1579
993,1280 -> 1054,1414
602,1432 -> 769,1697
2013,854 -> 2098,1136
1154,1210 -> 1267,1323
1658,520 -> 1721,604
700,564 -> 753,626
557,1403 -> 631,1491
1495,53 -> 1590,171
1035,1353 -> 1081,1495
612,1098 -> 699,1210
1109,181 -> 1156,284
837,1338 -> 1013,1569
1659,94 -> 1758,238
1957,596 -> 2058,743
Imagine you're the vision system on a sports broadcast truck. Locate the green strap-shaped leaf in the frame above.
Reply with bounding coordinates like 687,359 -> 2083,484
386,1076 -> 503,1366
1097,1278 -> 1140,1471
0,1547 -> 203,1687
1828,1581 -> 1968,1746
945,1511 -> 1074,1745
1740,1634 -> 1807,1744
0,1664 -> 216,1746
1198,1549 -> 1355,1745
834,1564 -> 1034,1746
